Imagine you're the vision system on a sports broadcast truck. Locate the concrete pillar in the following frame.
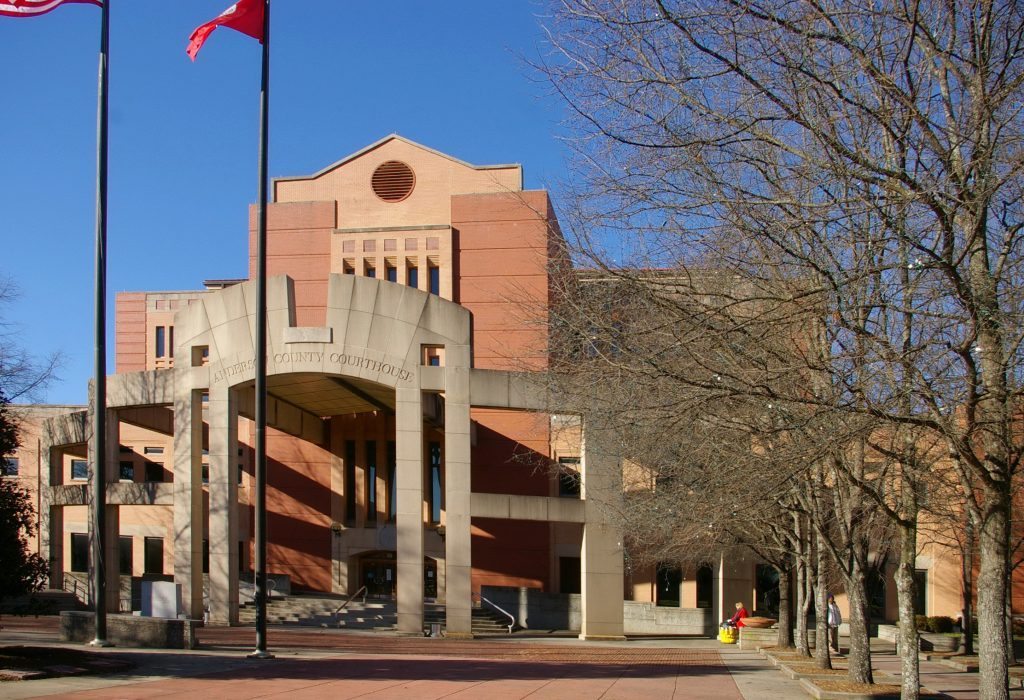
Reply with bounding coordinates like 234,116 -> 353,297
208,385 -> 239,624
39,434 -> 63,590
89,409 -> 120,614
395,384 -> 424,635
579,420 -> 625,640
173,389 -> 205,620
443,349 -> 472,637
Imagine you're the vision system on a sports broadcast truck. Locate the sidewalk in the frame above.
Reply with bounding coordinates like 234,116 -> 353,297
0,617 -> 804,700
3,616 -> 1016,699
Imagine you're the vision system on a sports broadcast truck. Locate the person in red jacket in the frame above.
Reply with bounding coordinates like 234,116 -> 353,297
728,602 -> 749,628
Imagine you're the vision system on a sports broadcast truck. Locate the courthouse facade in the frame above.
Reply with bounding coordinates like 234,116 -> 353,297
15,135 -> 628,637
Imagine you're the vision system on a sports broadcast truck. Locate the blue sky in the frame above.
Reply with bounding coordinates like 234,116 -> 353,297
0,1 -> 570,405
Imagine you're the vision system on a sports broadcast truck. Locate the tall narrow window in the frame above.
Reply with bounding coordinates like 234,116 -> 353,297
155,326 -> 166,357
71,533 -> 89,572
428,441 -> 442,524
119,536 -> 133,575
366,440 -> 377,523
168,326 -> 174,358
385,264 -> 397,283
344,440 -> 356,525
407,266 -> 418,289
144,537 -> 164,575
428,265 -> 440,295
386,441 -> 397,522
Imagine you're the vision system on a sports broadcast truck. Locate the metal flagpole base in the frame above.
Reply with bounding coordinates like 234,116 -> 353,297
88,639 -> 113,648
247,650 -> 275,659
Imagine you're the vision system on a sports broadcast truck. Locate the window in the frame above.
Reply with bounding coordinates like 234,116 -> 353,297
192,345 -> 210,367
366,441 -> 377,523
144,537 -> 164,575
144,461 -> 164,482
238,464 -> 244,484
428,265 -> 440,295
558,457 -> 581,498
386,441 -> 397,522
913,569 -> 928,616
202,540 -> 209,574
559,557 -> 581,594
201,464 -> 209,484
71,533 -> 89,573
422,345 -> 443,367
365,265 -> 376,279
407,266 -> 418,289
71,459 -> 88,481
155,326 -> 166,357
428,442 -> 442,524
144,446 -> 164,455
385,264 -> 397,283
2,457 -> 18,476
343,260 -> 355,275
168,326 -> 174,358
119,461 -> 135,481
344,440 -> 356,525
119,536 -> 133,575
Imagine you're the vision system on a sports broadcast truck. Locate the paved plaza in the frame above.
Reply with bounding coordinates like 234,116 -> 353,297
2,616 -> 1022,699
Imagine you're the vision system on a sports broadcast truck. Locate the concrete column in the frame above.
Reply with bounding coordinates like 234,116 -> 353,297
443,349 -> 472,637
208,385 -> 239,624
395,383 -> 424,635
173,389 -> 205,620
579,420 -> 625,640
90,409 -> 120,614
39,434 -> 63,590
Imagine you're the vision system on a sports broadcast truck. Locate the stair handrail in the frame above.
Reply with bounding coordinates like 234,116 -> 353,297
62,576 -> 86,604
333,585 -> 368,616
472,592 -> 515,634
241,576 -> 277,602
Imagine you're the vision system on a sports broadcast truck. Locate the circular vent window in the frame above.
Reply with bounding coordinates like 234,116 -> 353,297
371,160 -> 415,202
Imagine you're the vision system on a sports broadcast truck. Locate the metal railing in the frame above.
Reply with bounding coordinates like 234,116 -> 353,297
241,577 -> 277,603
325,585 -> 368,628
473,592 -> 516,634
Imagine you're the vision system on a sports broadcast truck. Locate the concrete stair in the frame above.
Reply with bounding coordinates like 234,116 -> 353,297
236,594 -> 514,634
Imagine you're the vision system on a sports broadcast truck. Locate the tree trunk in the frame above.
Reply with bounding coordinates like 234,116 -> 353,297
845,561 -> 874,684
1006,565 -> 1016,667
776,564 -> 793,649
977,497 -> 1010,700
895,522 -> 921,700
794,516 -> 811,656
962,516 -> 974,656
815,532 -> 832,670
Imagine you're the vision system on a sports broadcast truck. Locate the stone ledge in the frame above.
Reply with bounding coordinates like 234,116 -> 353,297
60,611 -> 202,649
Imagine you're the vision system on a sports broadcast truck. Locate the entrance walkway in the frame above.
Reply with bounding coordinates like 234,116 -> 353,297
0,617 -> 803,700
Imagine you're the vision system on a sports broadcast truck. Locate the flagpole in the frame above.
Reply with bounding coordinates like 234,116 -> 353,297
89,0 -> 111,649
249,0 -> 273,660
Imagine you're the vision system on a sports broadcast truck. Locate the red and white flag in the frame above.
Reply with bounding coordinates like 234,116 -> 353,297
0,0 -> 100,17
187,0 -> 264,61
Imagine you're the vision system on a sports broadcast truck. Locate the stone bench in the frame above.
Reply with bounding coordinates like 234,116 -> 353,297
60,611 -> 202,649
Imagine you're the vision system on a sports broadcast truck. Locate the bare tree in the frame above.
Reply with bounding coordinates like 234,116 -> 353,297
542,1 -> 1024,696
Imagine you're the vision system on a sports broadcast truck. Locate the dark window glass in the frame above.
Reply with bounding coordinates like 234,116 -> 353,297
558,457 -> 581,498
2,458 -> 19,476
168,326 -> 174,358
559,557 -> 581,594
201,464 -> 209,484
387,441 -> 397,522
71,533 -> 89,573
913,569 -> 927,616
429,355 -> 440,367
155,326 -> 165,357
203,540 -> 209,574
119,461 -> 134,481
429,265 -> 440,295
366,266 -> 376,279
71,459 -> 88,480
429,442 -> 442,523
119,536 -> 133,575
144,537 -> 164,575
143,446 -> 163,455
145,461 -> 164,482
407,267 -> 418,289
345,440 -> 356,525
366,441 -> 377,523
386,266 -> 397,283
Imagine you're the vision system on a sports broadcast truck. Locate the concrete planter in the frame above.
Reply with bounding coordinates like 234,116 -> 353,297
60,611 -> 202,649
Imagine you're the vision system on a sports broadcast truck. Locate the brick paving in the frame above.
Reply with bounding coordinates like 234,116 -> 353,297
1,617 -> 750,699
